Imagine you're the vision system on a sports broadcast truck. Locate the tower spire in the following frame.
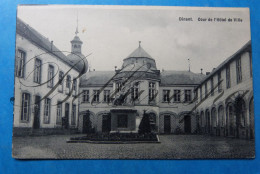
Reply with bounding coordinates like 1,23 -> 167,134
75,12 -> 79,35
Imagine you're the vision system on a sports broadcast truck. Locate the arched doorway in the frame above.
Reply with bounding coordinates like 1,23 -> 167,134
218,105 -> 224,136
164,115 -> 171,134
227,103 -> 235,137
211,108 -> 217,135
249,98 -> 254,139
206,110 -> 210,134
184,115 -> 191,133
82,111 -> 95,133
196,112 -> 201,133
200,111 -> 204,133
233,97 -> 246,138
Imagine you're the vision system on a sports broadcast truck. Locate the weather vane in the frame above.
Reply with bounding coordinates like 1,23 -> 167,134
75,12 -> 79,35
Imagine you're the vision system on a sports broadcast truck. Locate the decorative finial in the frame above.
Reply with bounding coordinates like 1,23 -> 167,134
75,12 -> 79,35
201,68 -> 203,74
139,41 -> 141,47
188,58 -> 190,72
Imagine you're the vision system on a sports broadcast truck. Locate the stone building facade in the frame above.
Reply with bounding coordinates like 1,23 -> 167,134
13,18 -> 254,140
13,18 -> 88,135
78,41 -> 253,139
194,41 -> 254,139
78,44 -> 206,135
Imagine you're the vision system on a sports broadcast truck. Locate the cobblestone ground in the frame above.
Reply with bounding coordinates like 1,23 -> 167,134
12,135 -> 255,159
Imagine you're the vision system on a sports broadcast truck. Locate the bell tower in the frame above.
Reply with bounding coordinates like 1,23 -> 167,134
71,14 -> 83,54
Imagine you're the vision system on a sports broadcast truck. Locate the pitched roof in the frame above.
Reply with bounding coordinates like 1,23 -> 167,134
196,40 -> 251,88
160,70 -> 205,86
125,46 -> 154,60
80,70 -> 204,87
16,18 -> 81,72
80,71 -> 115,87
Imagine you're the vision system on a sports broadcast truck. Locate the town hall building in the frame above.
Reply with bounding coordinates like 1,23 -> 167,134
13,18 -> 254,140
78,40 -> 254,139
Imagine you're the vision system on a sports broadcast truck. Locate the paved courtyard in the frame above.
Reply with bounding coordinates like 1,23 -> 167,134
12,135 -> 255,159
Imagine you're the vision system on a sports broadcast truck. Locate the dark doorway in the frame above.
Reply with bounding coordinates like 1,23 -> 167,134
164,115 -> 171,134
102,114 -> 111,133
83,113 -> 93,133
206,111 -> 210,134
184,115 -> 191,133
228,105 -> 235,137
64,103 -> 70,129
33,95 -> 41,129
249,98 -> 254,139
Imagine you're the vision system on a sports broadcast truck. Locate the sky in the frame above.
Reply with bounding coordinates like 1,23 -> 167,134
17,5 -> 251,73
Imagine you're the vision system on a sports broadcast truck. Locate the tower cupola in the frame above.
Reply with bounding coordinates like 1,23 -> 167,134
71,15 -> 83,54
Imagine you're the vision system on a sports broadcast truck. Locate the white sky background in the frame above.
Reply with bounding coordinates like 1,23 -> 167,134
17,5 -> 251,73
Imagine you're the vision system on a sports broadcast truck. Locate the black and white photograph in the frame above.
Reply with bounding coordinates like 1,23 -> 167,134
12,5 -> 254,159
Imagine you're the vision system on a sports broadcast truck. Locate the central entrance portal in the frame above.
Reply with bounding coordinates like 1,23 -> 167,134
110,109 -> 137,133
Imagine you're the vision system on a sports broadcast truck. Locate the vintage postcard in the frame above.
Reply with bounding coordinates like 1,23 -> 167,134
12,5 -> 254,159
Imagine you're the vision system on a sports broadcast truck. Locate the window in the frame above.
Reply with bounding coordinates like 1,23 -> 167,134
149,82 -> 156,102
82,90 -> 89,103
236,57 -> 242,83
93,90 -> 100,102
210,78 -> 214,96
56,102 -> 62,124
66,75 -> 71,89
72,79 -> 77,93
116,82 -> 122,92
16,50 -> 26,78
249,52 -> 252,77
44,98 -> 51,124
173,90 -> 181,102
47,65 -> 54,87
33,58 -> 42,83
184,90 -> 192,102
118,114 -> 128,128
200,87 -> 202,101
205,82 -> 208,98
104,90 -> 110,103
71,104 -> 76,126
194,89 -> 198,101
226,64 -> 231,89
21,93 -> 30,122
218,72 -> 222,92
58,71 -> 64,92
131,82 -> 139,101
163,90 -> 170,102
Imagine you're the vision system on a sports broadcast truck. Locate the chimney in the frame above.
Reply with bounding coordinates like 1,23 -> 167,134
51,41 -> 53,51
206,72 -> 210,75
200,68 -> 203,74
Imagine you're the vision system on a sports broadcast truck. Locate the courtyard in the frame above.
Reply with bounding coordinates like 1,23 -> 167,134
12,135 -> 255,159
